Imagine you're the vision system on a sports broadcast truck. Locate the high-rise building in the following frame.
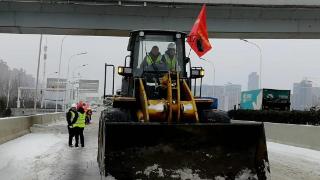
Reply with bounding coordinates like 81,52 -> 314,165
196,84 -> 241,111
312,87 -> 320,107
213,85 -> 226,110
225,83 -> 242,111
292,80 -> 313,110
248,72 -> 259,90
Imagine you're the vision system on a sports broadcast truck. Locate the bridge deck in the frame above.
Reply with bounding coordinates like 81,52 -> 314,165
2,1 -> 320,38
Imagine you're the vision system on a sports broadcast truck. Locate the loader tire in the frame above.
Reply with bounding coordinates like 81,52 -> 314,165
200,109 -> 231,123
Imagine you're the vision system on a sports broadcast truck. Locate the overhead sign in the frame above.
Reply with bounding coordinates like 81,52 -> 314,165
47,78 -> 67,89
79,80 -> 99,93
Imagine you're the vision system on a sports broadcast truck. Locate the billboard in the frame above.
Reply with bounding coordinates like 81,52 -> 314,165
241,89 -> 291,110
240,89 -> 263,110
79,80 -> 99,93
47,78 -> 67,90
262,89 -> 290,104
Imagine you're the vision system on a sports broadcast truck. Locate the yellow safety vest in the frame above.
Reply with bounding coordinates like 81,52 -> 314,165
164,54 -> 177,70
73,112 -> 86,128
70,111 -> 75,120
146,55 -> 162,65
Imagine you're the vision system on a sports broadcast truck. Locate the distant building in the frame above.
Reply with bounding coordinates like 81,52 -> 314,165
292,80 -> 313,110
196,84 -> 241,111
195,85 -> 225,110
199,84 -> 214,97
213,86 -> 226,110
225,83 -> 242,111
312,87 -> 320,107
248,72 -> 259,90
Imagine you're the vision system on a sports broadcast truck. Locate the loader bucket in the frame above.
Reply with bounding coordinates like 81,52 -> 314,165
100,121 -> 270,179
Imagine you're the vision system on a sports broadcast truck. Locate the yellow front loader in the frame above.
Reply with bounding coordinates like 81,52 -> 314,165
98,30 -> 270,179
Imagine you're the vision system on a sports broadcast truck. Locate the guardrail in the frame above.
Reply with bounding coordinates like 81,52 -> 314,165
264,122 -> 320,151
0,112 -> 64,144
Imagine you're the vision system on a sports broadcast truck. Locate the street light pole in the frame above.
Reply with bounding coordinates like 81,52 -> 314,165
72,64 -> 88,78
65,52 -> 87,106
55,36 -> 67,112
67,52 -> 87,83
41,38 -> 48,109
34,34 -> 43,110
241,39 -> 262,89
72,64 -> 88,102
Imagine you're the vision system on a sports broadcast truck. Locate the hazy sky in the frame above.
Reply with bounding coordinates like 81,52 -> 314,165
1,33 -> 320,95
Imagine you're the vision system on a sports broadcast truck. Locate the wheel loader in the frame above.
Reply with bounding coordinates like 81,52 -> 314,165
98,30 -> 270,179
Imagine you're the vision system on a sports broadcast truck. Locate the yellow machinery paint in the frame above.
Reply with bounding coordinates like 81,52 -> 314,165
137,72 -> 198,123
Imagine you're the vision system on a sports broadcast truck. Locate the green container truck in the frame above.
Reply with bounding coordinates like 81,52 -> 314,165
240,89 -> 290,110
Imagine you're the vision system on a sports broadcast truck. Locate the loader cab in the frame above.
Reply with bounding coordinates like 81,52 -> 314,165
127,30 -> 188,77
118,30 -> 190,97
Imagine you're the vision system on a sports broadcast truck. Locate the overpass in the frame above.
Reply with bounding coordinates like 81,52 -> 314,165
1,0 -> 320,38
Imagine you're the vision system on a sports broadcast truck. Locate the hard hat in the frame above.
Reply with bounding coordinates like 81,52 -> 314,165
167,43 -> 176,49
71,103 -> 77,108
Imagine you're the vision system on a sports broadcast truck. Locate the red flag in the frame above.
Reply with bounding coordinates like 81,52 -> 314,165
187,4 -> 212,57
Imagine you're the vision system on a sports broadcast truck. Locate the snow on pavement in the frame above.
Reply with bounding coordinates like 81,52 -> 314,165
0,133 -> 64,180
0,115 -> 101,180
268,141 -> 320,180
1,114 -> 320,180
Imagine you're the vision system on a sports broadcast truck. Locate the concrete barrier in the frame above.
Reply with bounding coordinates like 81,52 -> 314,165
0,113 -> 64,144
11,108 -> 59,116
264,122 -> 320,151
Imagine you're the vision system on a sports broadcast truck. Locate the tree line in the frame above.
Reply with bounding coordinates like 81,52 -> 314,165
0,59 -> 35,115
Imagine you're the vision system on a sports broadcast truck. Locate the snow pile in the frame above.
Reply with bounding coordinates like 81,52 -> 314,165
106,174 -> 117,180
205,153 -> 214,159
214,176 -> 226,180
136,164 -> 164,177
235,168 -> 258,180
171,168 -> 202,180
263,160 -> 271,179
138,165 -> 203,179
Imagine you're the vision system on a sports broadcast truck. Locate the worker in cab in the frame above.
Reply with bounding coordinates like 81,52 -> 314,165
140,46 -> 164,69
73,107 -> 86,147
162,43 -> 178,71
66,103 -> 78,147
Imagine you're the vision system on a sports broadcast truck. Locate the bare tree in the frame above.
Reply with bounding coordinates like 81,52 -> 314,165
0,60 -> 35,110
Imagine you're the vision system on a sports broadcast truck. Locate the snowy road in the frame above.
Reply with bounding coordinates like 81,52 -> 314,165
0,114 -> 319,180
268,142 -> 320,180
0,115 -> 101,180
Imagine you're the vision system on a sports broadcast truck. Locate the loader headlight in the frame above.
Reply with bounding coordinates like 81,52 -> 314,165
118,66 -> 133,77
191,67 -> 205,79
118,67 -> 123,74
200,69 -> 205,77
